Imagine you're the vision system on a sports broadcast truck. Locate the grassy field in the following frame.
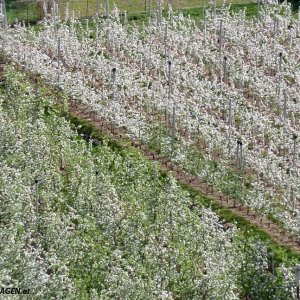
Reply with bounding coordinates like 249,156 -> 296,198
65,0 -> 256,17
0,64 -> 297,298
7,0 -> 300,25
7,0 -> 258,24
6,0 -> 39,24
68,111 -> 300,263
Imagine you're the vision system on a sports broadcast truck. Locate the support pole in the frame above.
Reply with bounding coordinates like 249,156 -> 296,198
283,92 -> 287,123
234,139 -> 243,207
57,37 -> 61,83
171,105 -> 175,155
219,19 -> 223,82
95,170 -> 100,195
158,0 -> 162,26
228,97 -> 232,155
111,67 -> 116,134
295,265 -> 300,299
223,56 -> 227,84
164,23 -> 168,59
293,134 -> 297,170
0,0 -> 7,29
34,178 -> 39,222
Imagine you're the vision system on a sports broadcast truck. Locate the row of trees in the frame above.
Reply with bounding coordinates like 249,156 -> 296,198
0,60 -> 296,300
4,2 -> 300,235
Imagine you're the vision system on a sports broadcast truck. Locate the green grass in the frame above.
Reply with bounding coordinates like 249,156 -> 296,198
229,2 -> 258,16
63,0 -> 260,23
6,0 -> 259,25
183,184 -> 300,262
6,0 -> 40,24
6,0 -> 300,27
37,72 -> 300,264
64,110 -> 300,264
9,55 -> 300,266
6,0 -> 300,266
60,111 -> 300,300
64,0 -> 256,17
4,66 -> 298,297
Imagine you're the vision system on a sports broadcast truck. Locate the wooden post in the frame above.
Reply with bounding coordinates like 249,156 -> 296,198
27,0 -> 29,24
0,0 -> 7,28
213,0 -> 216,19
139,97 -> 142,148
219,19 -> 223,81
283,92 -> 287,123
149,0 -> 151,17
86,0 -> 89,18
277,52 -> 282,104
158,0 -> 162,26
105,0 -> 109,17
234,140 -> 239,208
95,170 -> 99,195
164,23 -> 168,59
53,0 -> 57,35
57,37 -> 61,83
279,52 -> 282,74
228,96 -> 232,156
223,56 -> 227,84
171,105 -> 175,155
34,178 -> 39,221
168,60 -> 172,108
289,134 -> 297,209
239,140 -> 243,171
293,134 -> 297,170
111,67 -> 116,102
96,0 -> 99,16
111,67 -> 116,134
234,139 -> 243,207
296,265 -> 300,299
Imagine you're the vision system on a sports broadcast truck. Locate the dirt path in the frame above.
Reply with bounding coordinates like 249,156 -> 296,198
69,103 -> 300,254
